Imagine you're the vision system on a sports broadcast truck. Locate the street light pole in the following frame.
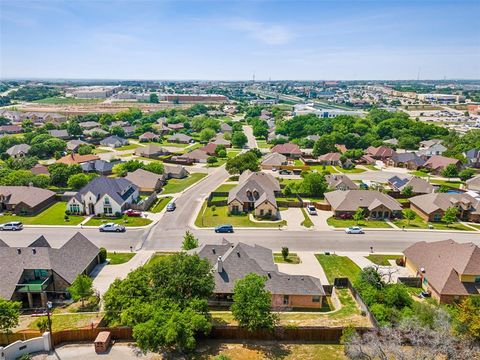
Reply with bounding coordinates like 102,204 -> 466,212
46,301 -> 54,351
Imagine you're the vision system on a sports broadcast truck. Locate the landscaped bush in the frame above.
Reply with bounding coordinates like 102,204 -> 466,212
99,247 -> 107,263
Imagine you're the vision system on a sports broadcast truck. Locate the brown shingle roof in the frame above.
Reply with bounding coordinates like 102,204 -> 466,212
57,153 -> 100,165
271,143 -> 302,155
325,190 -> 402,212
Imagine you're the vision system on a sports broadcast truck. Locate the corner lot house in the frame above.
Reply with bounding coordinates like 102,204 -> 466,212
67,176 -> 139,216
227,171 -> 281,218
125,168 -> 164,192
423,155 -> 462,174
6,144 -> 31,158
388,176 -> 434,195
325,174 -> 358,191
271,143 -> 302,158
100,135 -> 128,148
325,190 -> 402,219
192,240 -> 326,310
0,186 -> 56,215
403,240 -> 480,304
466,175 -> 480,192
409,193 -> 480,222
261,152 -> 287,170
0,233 -> 100,308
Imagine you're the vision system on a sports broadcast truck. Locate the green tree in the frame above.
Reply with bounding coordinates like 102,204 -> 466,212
67,121 -> 83,137
207,156 -> 217,165
77,144 -> 93,155
200,128 -> 216,142
225,152 -> 259,175
231,273 -> 277,332
143,161 -> 164,175
49,163 -> 82,186
453,296 -> 480,340
459,168 -> 476,181
442,206 -> 458,227
401,185 -> 413,197
67,173 -> 91,190
299,172 -> 327,197
353,208 -> 365,225
149,93 -> 159,103
182,230 -> 199,250
312,134 -> 337,156
0,299 -> 21,342
36,317 -> 50,333
403,209 -> 416,225
441,164 -> 459,180
110,125 -> 125,138
231,132 -> 248,148
281,247 -> 289,261
68,274 -> 94,307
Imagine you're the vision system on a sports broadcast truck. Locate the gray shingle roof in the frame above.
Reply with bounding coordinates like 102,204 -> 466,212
81,160 -> 113,173
466,175 -> 480,191
325,190 -> 402,212
6,144 -> 31,157
74,176 -> 138,206
0,186 -> 56,208
228,171 -> 280,208
391,152 -> 425,167
125,169 -> 164,190
325,174 -> 358,190
409,193 -> 480,215
388,176 -> 433,194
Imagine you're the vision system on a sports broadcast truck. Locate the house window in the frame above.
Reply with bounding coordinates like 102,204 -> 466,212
104,197 -> 110,205
433,214 -> 441,222
232,205 -> 239,213
260,209 -> 264,216
70,204 -> 80,213
283,295 -> 289,305
268,209 -> 272,215
423,277 -> 428,285
103,206 -> 113,215
312,296 -> 321,303
475,276 -> 480,283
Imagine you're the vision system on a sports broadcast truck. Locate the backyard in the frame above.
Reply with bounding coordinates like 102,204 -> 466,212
195,202 -> 287,228
14,312 -> 104,333
327,216 -> 393,228
315,254 -> 362,283
0,202 -> 84,226
161,173 -> 207,194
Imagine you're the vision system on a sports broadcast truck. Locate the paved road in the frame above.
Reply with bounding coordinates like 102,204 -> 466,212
242,125 -> 258,149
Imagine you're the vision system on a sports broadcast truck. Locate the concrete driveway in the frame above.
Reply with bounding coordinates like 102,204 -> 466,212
277,251 -> 329,285
307,209 -> 333,230
279,208 -> 304,230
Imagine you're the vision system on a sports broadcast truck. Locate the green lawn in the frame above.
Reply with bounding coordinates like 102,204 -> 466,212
195,202 -> 286,228
430,180 -> 464,189
273,252 -> 301,264
366,254 -> 402,266
93,148 -> 112,154
226,150 -> 241,158
0,202 -> 84,225
309,165 -> 339,173
207,158 -> 227,168
145,252 -> 177,267
327,216 -> 392,228
85,217 -> 152,227
162,173 -> 207,194
150,196 -> 172,213
393,213 -> 473,231
29,313 -> 103,332
301,207 -> 314,228
363,164 -> 379,171
160,141 -> 189,148
213,183 -> 237,192
469,224 -> 480,230
256,139 -> 270,149
411,170 -> 429,177
333,166 -> 366,174
107,252 -> 136,265
33,97 -> 102,104
115,143 -> 142,151
315,254 -> 361,283
294,159 -> 304,166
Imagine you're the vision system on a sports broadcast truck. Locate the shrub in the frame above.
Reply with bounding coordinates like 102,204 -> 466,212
99,247 -> 107,263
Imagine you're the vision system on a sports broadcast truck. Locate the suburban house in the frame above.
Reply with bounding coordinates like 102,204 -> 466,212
261,152 -> 287,170
48,129 -> 70,140
67,176 -> 139,216
318,152 -> 341,165
0,233 -> 100,308
81,160 -> 114,175
167,123 -> 185,131
57,153 -> 100,165
409,193 -> 480,222
177,148 -> 209,163
163,164 -> 188,179
227,171 -> 281,219
358,154 -> 376,165
125,168 -> 164,193
139,132 -> 160,142
365,146 -> 396,160
423,155 -> 462,175
134,144 -> 170,158
155,122 -> 170,135
388,176 -> 434,195
336,144 -> 348,154
417,143 -> 447,158
466,175 -> 480,192
30,164 -> 50,176
169,133 -> 194,144
122,125 -> 137,137
0,125 -> 23,134
6,144 -> 31,158
79,121 -> 100,130
220,123 -> 232,133
325,190 -> 402,219
211,134 -> 231,147
271,143 -> 302,158
192,240 -> 326,310
0,186 -> 56,215
100,135 -> 128,148
387,153 -> 425,170
200,143 -> 219,156
464,149 -> 480,168
66,139 -> 88,152
403,240 -> 480,304
325,174 -> 358,191
419,139 -> 443,150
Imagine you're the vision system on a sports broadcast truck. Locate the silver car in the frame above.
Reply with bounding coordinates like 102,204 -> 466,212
0,221 -> 23,231
345,226 -> 364,234
306,205 -> 317,215
99,223 -> 126,232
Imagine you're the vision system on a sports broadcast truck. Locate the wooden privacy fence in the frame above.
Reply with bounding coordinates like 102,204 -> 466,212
0,332 -> 40,346
52,327 -> 133,346
131,192 -> 158,211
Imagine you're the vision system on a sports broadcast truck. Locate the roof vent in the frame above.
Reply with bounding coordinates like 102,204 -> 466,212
17,248 -> 21,254
420,267 -> 425,273
32,248 -> 36,255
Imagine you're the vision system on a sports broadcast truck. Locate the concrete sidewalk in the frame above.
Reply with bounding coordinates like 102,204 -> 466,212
277,251 -> 329,285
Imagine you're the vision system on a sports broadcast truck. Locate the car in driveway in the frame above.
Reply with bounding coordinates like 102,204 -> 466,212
306,205 -> 317,215
99,223 -> 126,232
166,202 -> 176,212
345,226 -> 364,234
215,224 -> 234,233
0,221 -> 23,231
124,209 -> 142,217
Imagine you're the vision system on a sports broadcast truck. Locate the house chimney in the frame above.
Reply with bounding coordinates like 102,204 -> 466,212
217,256 -> 223,273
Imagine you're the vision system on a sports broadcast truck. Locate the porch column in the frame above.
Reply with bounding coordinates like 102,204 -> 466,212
27,292 -> 33,308
40,292 -> 47,308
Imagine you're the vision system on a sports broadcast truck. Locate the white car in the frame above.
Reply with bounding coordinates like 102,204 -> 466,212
99,223 -> 126,232
345,226 -> 364,234
306,205 -> 317,215
0,221 -> 23,231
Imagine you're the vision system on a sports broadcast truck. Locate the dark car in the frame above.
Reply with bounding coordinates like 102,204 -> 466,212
166,202 -> 176,212
214,224 -> 234,233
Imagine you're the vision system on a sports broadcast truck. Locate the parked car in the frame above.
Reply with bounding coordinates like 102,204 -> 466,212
345,226 -> 364,234
0,221 -> 23,231
215,224 -> 234,233
99,223 -> 126,232
124,209 -> 142,217
306,205 -> 317,215
279,170 -> 292,175
166,202 -> 176,212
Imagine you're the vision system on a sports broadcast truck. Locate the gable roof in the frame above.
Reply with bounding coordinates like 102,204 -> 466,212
6,144 -> 31,156
200,143 -> 218,155
318,152 -> 341,162
466,175 -> 480,191
81,160 -> 113,173
325,174 -> 358,190
73,176 -> 138,205
125,169 -> 164,190
179,148 -> 209,161
169,133 -> 193,142
391,152 -> 425,167
48,129 -> 69,138
404,240 -> 480,296
66,139 -> 88,151
271,143 -> 302,155
57,153 -> 100,165
30,164 -> 50,176
163,164 -> 188,177
139,132 -> 159,140
366,146 -> 396,158
409,193 -> 480,215
134,144 -> 168,156
228,171 -> 280,208
325,190 -> 402,212
261,152 -> 287,166
0,186 -> 56,208
100,135 -> 128,146
0,232 -> 99,300
388,176 -> 433,194
423,155 -> 461,170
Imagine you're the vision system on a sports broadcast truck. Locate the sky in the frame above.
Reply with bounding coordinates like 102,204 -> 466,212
0,0 -> 479,80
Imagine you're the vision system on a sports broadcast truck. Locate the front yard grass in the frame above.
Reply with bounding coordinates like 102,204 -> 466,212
315,254 -> 361,283
333,166 -> 366,174
226,149 -> 241,158
107,252 -> 135,265
93,148 -> 112,154
393,214 -> 472,231
213,183 -> 237,192
161,173 -> 207,194
145,252 -> 177,267
18,312 -> 104,332
326,216 -> 392,228
115,143 -> 142,151
256,139 -> 270,149
195,202 -> 286,228
85,216 -> 152,227
411,170 -> 429,177
150,196 -> 172,213
0,202 -> 84,226
308,165 -> 339,173
300,207 -> 314,228
273,252 -> 301,264
430,180 -> 464,189
207,158 -> 227,168
468,223 -> 480,230
366,254 -> 402,266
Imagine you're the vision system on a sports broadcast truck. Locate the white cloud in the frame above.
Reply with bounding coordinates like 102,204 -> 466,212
230,19 -> 293,45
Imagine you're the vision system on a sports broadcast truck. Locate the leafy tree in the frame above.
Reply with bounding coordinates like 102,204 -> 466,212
67,173 -> 92,190
401,185 -> 413,197
312,134 -> 337,156
182,230 -> 199,250
0,299 -> 21,342
200,128 -> 216,142
225,152 -> 259,175
217,149 -> 227,158
231,273 -> 277,332
143,161 -> 164,175
281,247 -> 289,261
353,208 -> 365,225
459,168 -> 476,181
231,131 -> 248,148
207,156 -> 217,164
99,247 -> 107,263
149,93 -> 159,103
36,317 -> 50,333
442,206 -> 458,227
110,125 -> 125,138
113,160 -> 144,177
441,164 -> 459,180
299,172 -> 327,197
453,296 -> 480,340
68,274 -> 94,307
403,209 -> 416,225
77,144 -> 94,155
49,163 -> 82,186
67,121 -> 83,137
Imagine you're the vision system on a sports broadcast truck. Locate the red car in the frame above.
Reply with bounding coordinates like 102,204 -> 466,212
124,209 -> 142,217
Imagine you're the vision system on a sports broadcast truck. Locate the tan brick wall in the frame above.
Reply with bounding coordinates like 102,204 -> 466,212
289,295 -> 323,309
255,201 -> 277,218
